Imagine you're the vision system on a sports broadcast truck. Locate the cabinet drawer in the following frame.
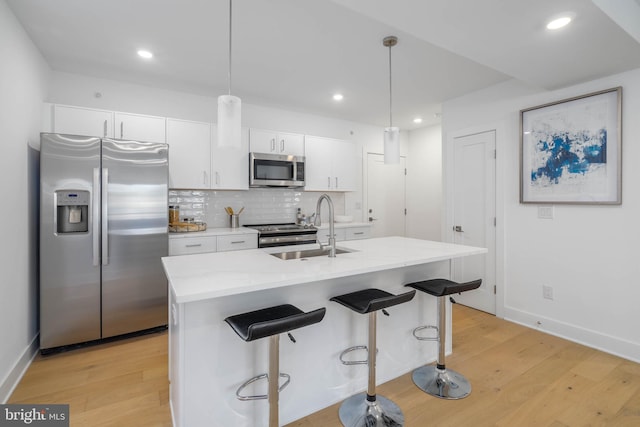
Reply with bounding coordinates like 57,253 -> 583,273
317,228 -> 346,243
217,234 -> 257,252
169,236 -> 217,256
346,227 -> 371,240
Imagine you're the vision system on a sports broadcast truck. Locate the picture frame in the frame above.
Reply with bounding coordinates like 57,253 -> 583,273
520,87 -> 622,204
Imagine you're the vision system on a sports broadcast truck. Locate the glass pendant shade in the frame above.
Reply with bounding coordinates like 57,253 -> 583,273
217,94 -> 241,148
384,126 -> 400,164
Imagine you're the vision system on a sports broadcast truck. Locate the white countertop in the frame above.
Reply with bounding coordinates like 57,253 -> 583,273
162,236 -> 486,304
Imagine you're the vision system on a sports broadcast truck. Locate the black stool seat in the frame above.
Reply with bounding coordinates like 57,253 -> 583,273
406,278 -> 482,297
225,304 -> 326,342
330,288 -> 416,314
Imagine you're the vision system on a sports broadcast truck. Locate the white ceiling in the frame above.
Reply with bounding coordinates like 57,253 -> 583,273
7,0 -> 640,130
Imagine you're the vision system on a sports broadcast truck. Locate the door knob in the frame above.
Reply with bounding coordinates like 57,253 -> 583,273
369,217 -> 378,222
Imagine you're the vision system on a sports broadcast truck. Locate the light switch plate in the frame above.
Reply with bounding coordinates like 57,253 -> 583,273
538,206 -> 554,219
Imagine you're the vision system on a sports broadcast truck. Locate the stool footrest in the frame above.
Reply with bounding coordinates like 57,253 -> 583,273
236,372 -> 291,401
339,345 -> 378,365
412,325 -> 439,341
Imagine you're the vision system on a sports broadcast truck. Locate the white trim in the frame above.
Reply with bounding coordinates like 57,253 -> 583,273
444,121 -> 507,318
504,307 -> 640,364
0,334 -> 39,403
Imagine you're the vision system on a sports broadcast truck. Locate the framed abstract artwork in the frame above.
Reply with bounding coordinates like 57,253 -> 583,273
520,87 -> 622,204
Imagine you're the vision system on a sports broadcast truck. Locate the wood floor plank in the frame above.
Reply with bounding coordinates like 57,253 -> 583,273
7,305 -> 640,426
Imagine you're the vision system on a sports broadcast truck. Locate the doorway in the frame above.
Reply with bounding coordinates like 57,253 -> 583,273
366,153 -> 406,237
450,131 -> 496,314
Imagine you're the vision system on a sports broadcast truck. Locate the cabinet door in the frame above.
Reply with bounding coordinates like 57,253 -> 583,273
169,236 -> 217,256
115,112 -> 166,143
211,126 -> 249,190
304,135 -> 333,191
53,104 -> 114,137
167,119 -> 211,189
332,139 -> 357,191
250,129 -> 304,156
278,132 -> 305,156
249,129 -> 278,153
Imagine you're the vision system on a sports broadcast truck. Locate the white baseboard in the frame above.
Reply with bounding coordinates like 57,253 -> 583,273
504,307 -> 640,364
0,334 -> 39,403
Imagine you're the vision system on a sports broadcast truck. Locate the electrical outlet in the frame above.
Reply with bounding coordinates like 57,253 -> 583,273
543,285 -> 554,300
538,206 -> 554,219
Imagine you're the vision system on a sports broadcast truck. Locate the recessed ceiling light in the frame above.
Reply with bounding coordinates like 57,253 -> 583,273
546,15 -> 573,30
413,117 -> 423,124
137,50 -> 153,59
333,93 -> 344,101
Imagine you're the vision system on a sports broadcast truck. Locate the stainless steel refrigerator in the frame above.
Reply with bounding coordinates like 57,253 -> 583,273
40,133 -> 169,352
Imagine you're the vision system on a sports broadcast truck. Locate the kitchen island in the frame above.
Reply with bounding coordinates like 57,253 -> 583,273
162,237 -> 486,427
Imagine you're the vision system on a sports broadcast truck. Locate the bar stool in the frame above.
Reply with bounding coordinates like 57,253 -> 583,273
225,304 -> 326,427
330,288 -> 416,427
405,278 -> 482,399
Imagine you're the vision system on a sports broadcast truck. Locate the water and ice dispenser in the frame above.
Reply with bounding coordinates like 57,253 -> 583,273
56,190 -> 89,233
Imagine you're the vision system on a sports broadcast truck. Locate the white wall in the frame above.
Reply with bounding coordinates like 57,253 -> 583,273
442,69 -> 640,362
406,124 -> 442,240
0,0 -> 50,402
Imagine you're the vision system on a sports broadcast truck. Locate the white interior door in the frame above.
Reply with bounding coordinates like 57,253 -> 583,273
451,131 -> 496,314
366,153 -> 406,237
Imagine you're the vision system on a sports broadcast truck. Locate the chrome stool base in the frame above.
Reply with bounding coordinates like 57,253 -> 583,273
338,393 -> 404,427
412,365 -> 471,400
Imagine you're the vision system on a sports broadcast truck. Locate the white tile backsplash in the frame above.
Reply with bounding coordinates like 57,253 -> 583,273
169,189 -> 345,228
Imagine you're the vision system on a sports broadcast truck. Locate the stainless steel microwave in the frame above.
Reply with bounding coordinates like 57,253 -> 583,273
249,152 -> 305,188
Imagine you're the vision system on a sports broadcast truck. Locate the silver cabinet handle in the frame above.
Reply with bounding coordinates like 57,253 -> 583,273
280,139 -> 284,152
101,168 -> 109,265
270,138 -> 276,152
203,171 -> 208,186
186,244 -> 202,248
230,240 -> 246,244
120,122 -> 124,139
215,171 -> 220,185
103,120 -> 107,137
327,177 -> 331,188
335,177 -> 338,188
353,232 -> 364,235
92,168 -> 100,266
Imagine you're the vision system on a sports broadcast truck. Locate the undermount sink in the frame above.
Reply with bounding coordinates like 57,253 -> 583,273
270,247 -> 352,260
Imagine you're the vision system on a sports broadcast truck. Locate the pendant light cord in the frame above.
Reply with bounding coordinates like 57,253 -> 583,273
388,43 -> 393,127
228,0 -> 233,96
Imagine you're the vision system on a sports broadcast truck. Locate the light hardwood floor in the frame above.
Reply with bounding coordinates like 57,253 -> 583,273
9,305 -> 640,426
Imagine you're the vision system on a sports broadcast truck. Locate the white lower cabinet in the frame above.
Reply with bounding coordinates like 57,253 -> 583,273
169,236 -> 217,256
316,224 -> 371,244
216,234 -> 257,252
169,232 -> 257,256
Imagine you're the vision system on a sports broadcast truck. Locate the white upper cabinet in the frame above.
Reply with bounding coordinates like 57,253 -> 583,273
211,126 -> 249,190
114,112 -> 166,143
52,104 -> 114,137
249,129 -> 304,156
166,119 -> 211,189
304,136 -> 356,191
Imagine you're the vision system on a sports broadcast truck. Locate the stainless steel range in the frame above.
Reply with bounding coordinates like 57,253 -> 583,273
244,223 -> 318,248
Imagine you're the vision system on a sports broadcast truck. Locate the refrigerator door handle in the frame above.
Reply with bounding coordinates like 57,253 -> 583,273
102,167 -> 109,266
93,167 -> 101,266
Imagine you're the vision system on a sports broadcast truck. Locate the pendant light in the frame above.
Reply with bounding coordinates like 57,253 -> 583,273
383,36 -> 400,164
218,0 -> 241,148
